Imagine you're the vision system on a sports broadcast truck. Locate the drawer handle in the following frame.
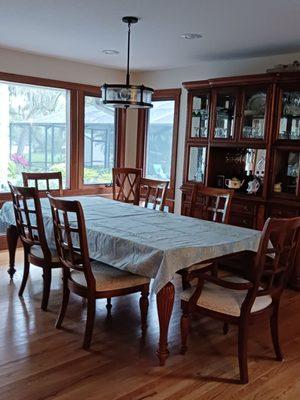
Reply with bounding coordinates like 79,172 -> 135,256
242,219 -> 248,225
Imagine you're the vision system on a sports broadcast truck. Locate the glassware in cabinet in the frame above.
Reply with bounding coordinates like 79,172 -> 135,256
213,92 -> 237,140
278,90 -> 300,140
190,94 -> 209,138
188,146 -> 207,182
240,89 -> 267,140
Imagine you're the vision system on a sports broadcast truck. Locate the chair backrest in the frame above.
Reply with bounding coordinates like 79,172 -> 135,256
139,177 -> 169,211
254,217 -> 300,295
22,172 -> 63,196
47,194 -> 95,289
8,182 -> 51,261
189,183 -> 233,224
112,168 -> 142,205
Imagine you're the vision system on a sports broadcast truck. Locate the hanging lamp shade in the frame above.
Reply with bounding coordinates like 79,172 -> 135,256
101,17 -> 153,109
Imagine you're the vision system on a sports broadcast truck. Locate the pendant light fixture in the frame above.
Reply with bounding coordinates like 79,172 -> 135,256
101,16 -> 154,109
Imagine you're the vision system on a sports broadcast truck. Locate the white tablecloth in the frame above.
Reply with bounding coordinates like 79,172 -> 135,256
1,196 -> 261,293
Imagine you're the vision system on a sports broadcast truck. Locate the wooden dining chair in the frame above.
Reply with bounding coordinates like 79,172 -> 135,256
47,194 -> 150,350
8,183 -> 61,310
22,172 -> 63,196
178,183 -> 234,288
112,168 -> 142,205
139,177 -> 169,211
180,216 -> 300,384
188,183 -> 233,222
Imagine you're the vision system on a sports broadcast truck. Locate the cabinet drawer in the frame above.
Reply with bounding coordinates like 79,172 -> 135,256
231,202 -> 256,215
269,206 -> 299,218
230,214 -> 254,228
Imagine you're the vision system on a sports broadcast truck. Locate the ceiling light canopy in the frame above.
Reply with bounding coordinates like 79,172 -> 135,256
102,49 -> 119,55
101,16 -> 153,109
180,33 -> 203,39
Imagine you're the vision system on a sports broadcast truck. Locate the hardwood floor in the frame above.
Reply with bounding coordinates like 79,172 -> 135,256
0,249 -> 300,400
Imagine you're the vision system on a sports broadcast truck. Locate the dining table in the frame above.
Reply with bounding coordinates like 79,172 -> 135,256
1,195 -> 262,365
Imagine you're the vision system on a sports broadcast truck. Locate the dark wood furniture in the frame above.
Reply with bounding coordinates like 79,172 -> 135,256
188,183 -> 233,222
181,72 -> 300,290
48,194 -> 150,349
178,183 -> 233,288
112,168 -> 142,205
22,172 -> 63,196
180,216 -> 300,383
139,177 -> 169,211
8,183 -> 61,310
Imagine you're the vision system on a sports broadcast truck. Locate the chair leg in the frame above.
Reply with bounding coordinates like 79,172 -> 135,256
270,300 -> 283,361
223,322 -> 229,335
211,262 -> 218,277
41,267 -> 52,311
180,303 -> 190,355
83,297 -> 96,350
139,285 -> 149,335
55,279 -> 70,329
106,298 -> 112,319
18,247 -> 30,297
181,273 -> 191,290
238,321 -> 249,384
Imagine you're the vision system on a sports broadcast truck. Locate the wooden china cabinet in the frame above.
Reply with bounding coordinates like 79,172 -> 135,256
181,72 -> 300,290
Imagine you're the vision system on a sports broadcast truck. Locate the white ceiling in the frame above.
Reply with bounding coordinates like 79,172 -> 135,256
0,0 -> 299,71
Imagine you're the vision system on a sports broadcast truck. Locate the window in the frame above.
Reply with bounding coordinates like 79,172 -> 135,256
0,81 -> 70,192
136,89 -> 180,206
145,100 -> 175,181
83,96 -> 115,184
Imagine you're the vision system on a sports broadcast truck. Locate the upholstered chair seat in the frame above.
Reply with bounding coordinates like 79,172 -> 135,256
180,275 -> 272,317
185,262 -> 212,272
71,261 -> 150,291
30,245 -> 60,263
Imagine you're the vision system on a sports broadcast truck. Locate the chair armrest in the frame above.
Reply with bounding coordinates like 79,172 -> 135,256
187,270 -> 254,291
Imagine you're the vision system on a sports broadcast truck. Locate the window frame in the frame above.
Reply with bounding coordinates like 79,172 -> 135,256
78,90 -> 125,189
0,71 -> 126,200
136,88 -> 181,207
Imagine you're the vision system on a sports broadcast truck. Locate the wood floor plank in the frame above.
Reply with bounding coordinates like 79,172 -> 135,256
0,249 -> 299,400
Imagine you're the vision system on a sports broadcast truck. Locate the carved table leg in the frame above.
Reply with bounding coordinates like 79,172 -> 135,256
156,281 -> 175,366
7,225 -> 18,279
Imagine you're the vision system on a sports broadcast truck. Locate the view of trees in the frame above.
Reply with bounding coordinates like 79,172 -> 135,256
83,96 -> 115,184
0,83 -> 115,191
0,83 -> 69,191
145,100 -> 175,181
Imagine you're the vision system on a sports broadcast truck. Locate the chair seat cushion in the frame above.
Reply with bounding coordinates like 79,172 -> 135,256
185,262 -> 213,272
30,245 -> 59,263
71,261 -> 150,292
180,276 -> 272,317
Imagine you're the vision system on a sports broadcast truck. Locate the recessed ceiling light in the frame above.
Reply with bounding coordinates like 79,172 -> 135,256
102,49 -> 119,55
180,33 -> 203,40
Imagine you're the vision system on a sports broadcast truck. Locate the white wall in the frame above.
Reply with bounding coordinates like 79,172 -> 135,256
0,47 -> 124,86
134,52 -> 300,213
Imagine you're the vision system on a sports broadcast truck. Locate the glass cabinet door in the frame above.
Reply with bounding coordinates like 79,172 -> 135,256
188,146 -> 207,182
278,90 -> 300,140
241,89 -> 267,140
273,150 -> 300,195
190,94 -> 209,138
213,92 -> 236,139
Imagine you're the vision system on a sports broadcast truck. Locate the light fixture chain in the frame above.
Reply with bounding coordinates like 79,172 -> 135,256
126,22 -> 131,86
